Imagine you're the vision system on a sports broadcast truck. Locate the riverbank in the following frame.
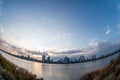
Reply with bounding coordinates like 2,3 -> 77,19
0,53 -> 43,80
80,55 -> 120,80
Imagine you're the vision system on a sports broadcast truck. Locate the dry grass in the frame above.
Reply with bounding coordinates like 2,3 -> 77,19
80,56 -> 120,80
0,54 -> 43,80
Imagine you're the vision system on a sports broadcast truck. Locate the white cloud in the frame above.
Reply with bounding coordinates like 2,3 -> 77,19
89,39 -> 98,46
106,29 -> 111,35
106,25 -> 111,35
86,40 -> 119,56
61,33 -> 71,38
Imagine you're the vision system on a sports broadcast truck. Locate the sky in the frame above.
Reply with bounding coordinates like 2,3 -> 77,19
0,0 -> 120,54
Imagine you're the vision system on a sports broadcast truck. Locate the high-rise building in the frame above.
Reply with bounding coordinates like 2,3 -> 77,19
92,55 -> 96,60
47,56 -> 50,62
80,55 -> 86,62
42,55 -> 45,63
63,56 -> 70,64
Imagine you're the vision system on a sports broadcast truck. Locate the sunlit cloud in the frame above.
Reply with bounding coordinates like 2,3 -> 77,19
105,25 -> 111,35
89,39 -> 98,46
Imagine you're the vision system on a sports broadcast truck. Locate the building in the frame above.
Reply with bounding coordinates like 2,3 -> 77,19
80,55 -> 86,62
63,56 -> 70,64
47,56 -> 50,62
92,55 -> 96,60
42,55 -> 45,63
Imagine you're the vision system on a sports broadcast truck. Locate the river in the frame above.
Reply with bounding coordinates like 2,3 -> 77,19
0,50 -> 119,80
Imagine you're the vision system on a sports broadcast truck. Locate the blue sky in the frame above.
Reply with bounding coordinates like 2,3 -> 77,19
0,0 -> 120,51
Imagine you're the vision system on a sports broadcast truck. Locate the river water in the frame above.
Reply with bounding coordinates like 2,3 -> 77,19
0,50 -> 119,80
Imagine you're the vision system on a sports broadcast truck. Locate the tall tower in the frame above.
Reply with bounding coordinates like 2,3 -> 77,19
42,55 -> 45,63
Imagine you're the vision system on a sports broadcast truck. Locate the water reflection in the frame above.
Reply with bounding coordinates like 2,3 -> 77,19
0,50 -> 119,80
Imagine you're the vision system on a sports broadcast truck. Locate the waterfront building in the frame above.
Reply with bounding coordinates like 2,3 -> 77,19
78,57 -> 83,62
42,55 -> 45,63
80,56 -> 86,62
63,56 -> 70,64
47,56 -> 50,62
92,55 -> 96,60
28,55 -> 30,58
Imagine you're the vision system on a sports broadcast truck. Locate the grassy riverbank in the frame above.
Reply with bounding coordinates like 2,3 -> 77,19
0,54 -> 43,80
80,56 -> 120,80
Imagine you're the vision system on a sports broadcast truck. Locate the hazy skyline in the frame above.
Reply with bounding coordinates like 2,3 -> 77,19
0,0 -> 120,52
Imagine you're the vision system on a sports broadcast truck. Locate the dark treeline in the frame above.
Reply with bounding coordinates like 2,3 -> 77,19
0,54 -> 43,80
80,55 -> 120,80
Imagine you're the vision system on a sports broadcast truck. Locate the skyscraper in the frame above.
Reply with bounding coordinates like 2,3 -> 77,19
47,56 -> 50,62
63,56 -> 70,64
42,55 -> 45,63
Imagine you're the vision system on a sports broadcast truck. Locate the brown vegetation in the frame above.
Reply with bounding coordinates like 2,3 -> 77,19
0,54 -> 43,80
80,56 -> 120,80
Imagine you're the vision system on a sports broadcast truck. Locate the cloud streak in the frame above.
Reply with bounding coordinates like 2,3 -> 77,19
89,39 -> 98,46
52,49 -> 83,54
106,25 -> 111,35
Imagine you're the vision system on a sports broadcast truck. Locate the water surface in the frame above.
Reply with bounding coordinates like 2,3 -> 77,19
0,50 -> 119,80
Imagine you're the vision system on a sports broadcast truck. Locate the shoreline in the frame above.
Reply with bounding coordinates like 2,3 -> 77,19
0,49 -> 120,64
